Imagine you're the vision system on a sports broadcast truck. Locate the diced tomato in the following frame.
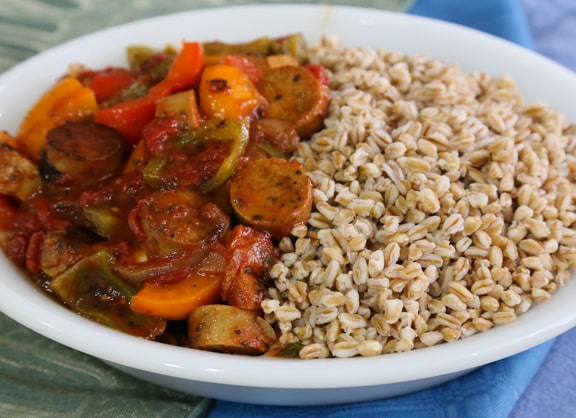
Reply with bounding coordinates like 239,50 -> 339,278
142,141 -> 229,192
24,230 -> 43,274
305,64 -> 330,86
24,195 -> 69,231
224,54 -> 266,84
225,225 -> 277,278
221,225 -> 277,310
141,117 -> 180,157
0,195 -> 17,229
157,141 -> 229,190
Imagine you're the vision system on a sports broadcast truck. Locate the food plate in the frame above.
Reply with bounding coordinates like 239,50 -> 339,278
1,4 -> 576,406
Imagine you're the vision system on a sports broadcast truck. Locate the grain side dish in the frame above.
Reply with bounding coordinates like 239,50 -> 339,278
1,34 -> 575,359
261,36 -> 576,358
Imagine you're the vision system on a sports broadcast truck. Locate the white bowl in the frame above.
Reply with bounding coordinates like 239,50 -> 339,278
1,4 -> 576,406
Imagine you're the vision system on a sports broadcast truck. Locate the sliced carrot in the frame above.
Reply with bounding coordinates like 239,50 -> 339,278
229,157 -> 313,238
130,271 -> 224,320
130,249 -> 226,320
16,77 -> 98,161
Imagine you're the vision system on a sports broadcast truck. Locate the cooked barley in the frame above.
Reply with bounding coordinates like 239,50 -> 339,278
262,37 -> 576,358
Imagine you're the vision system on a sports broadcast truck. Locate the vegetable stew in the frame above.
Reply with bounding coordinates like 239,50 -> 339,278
0,34 -> 330,356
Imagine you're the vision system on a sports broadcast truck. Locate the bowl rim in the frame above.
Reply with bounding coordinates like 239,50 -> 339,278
1,3 -> 576,391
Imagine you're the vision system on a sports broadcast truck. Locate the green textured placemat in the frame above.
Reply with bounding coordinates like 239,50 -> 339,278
0,313 -> 210,417
0,0 -> 413,72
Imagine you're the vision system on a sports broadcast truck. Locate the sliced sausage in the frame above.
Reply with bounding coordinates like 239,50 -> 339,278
258,65 -> 330,139
129,189 -> 230,258
249,118 -> 300,154
44,121 -> 125,187
229,157 -> 313,238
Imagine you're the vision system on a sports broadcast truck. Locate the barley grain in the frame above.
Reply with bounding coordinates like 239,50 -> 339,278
263,38 -> 576,358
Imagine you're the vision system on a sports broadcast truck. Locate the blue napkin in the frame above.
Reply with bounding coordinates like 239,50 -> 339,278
207,1 -> 550,416
207,340 -> 553,418
410,0 -> 533,48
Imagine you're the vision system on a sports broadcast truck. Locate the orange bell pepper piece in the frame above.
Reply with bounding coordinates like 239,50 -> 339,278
150,41 -> 205,96
16,77 -> 98,161
198,64 -> 267,121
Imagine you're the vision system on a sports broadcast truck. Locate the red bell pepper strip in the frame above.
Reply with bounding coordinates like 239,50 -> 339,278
94,41 -> 204,146
149,41 -> 205,96
88,68 -> 136,103
94,95 -> 157,146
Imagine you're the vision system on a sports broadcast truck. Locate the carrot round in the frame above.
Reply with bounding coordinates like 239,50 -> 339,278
130,250 -> 226,320
229,157 -> 313,238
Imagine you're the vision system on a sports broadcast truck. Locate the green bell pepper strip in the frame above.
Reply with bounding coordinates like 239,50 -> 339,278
50,250 -> 166,338
143,118 -> 250,193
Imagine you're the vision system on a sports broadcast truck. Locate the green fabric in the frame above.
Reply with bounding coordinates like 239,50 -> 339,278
0,0 -> 413,73
0,314 -> 210,417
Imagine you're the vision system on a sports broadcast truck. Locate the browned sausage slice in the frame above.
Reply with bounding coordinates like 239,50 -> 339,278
229,157 -> 313,238
44,121 -> 125,187
130,189 -> 230,258
187,304 -> 276,355
258,65 -> 330,139
249,118 -> 300,154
